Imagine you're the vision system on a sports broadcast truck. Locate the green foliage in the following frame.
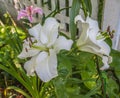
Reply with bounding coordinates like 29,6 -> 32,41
69,0 -> 80,40
106,78 -> 119,98
53,51 -> 98,97
110,49 -> 120,80
52,48 -> 120,98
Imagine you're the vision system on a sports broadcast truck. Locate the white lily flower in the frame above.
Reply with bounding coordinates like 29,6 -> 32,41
18,17 -> 73,82
75,15 -> 112,70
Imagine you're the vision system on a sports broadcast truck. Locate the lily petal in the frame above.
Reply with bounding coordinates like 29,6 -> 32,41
29,23 -> 41,41
35,50 -> 58,82
86,16 -> 99,35
42,18 -> 59,47
77,23 -> 90,46
24,56 -> 37,76
32,7 -> 43,15
75,15 -> 85,24
39,28 -> 48,45
54,36 -> 73,53
28,15 -> 33,23
18,38 -> 40,59
97,40 -> 110,56
48,49 -> 58,78
100,56 -> 110,70
17,10 -> 27,20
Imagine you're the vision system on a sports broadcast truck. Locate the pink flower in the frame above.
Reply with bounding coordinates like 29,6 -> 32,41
17,6 -> 43,22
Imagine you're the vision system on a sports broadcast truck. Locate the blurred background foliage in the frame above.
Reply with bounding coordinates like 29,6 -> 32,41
0,0 -> 120,98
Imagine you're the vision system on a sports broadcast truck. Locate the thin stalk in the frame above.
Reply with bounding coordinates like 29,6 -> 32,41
94,56 -> 107,98
81,0 -> 88,17
32,76 -> 39,98
98,0 -> 105,29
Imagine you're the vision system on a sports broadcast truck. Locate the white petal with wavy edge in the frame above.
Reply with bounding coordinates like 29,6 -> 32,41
86,16 -> 99,35
54,36 -> 73,53
74,15 -> 85,24
35,50 -> 58,82
48,49 -> 58,78
77,23 -> 101,54
18,38 -> 40,59
24,56 -> 37,76
29,23 -> 41,41
97,40 -> 110,56
77,23 -> 90,46
42,18 -> 59,47
39,28 -> 48,45
100,56 -> 110,70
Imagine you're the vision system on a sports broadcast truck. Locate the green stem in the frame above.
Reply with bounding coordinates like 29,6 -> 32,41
81,0 -> 88,17
98,0 -> 105,29
32,76 -> 40,98
95,56 -> 106,98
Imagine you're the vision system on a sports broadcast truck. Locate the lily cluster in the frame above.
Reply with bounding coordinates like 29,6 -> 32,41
18,6 -> 112,82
